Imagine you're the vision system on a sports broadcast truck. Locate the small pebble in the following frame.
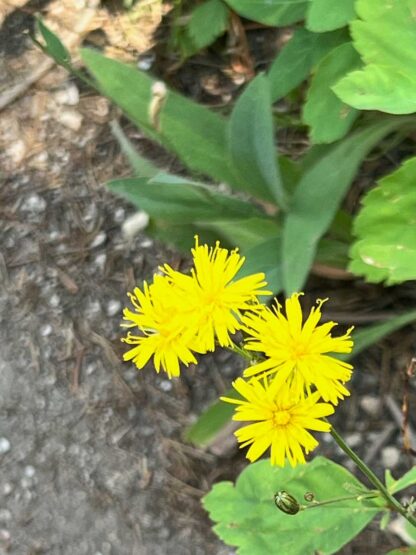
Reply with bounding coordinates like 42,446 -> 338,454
56,109 -> 83,131
381,446 -> 400,469
344,432 -> 361,448
107,300 -> 121,317
360,395 -> 380,416
49,294 -> 60,308
114,207 -> 125,223
122,212 -> 149,238
94,253 -> 107,269
2,483 -> 13,496
54,84 -> 79,106
0,438 -> 11,454
159,380 -> 172,392
40,324 -> 52,337
24,465 -> 36,478
90,231 -> 106,248
21,193 -> 46,213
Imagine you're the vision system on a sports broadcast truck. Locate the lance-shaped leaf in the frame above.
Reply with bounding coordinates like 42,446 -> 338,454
303,42 -> 361,144
107,174 -> 268,223
268,28 -> 349,102
203,457 -> 382,555
81,49 -> 244,190
281,117 -> 406,295
349,156 -> 416,284
228,75 -> 287,207
187,0 -> 229,50
333,0 -> 416,114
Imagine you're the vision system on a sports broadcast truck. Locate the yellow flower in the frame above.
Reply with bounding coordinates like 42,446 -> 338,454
162,237 -> 270,353
121,275 -> 197,378
222,376 -> 334,466
242,293 -> 354,405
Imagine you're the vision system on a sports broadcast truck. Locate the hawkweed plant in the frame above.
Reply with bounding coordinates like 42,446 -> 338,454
122,238 -> 416,553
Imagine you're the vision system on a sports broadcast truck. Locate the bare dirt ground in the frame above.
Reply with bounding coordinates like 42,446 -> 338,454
1,1 -> 415,554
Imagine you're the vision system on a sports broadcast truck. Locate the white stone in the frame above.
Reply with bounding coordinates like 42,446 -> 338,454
90,231 -> 106,248
360,395 -> 380,416
107,300 -> 121,317
381,446 -> 400,469
122,211 -> 149,238
24,465 -> 36,478
56,109 -> 83,131
0,438 -> 10,454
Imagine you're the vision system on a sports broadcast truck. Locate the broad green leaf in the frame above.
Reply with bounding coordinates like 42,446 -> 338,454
349,156 -> 416,284
281,117 -> 405,295
81,49 -> 243,189
187,309 -> 416,447
203,457 -> 382,555
388,466 -> 416,495
303,42 -> 361,144
387,549 -> 416,555
187,0 -> 229,50
107,174 -> 266,223
36,18 -> 71,66
110,120 -> 158,178
223,0 -> 308,26
306,0 -> 356,31
268,28 -> 349,102
333,0 -> 416,114
228,75 -> 287,206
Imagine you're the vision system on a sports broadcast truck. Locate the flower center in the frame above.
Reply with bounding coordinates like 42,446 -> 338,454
272,410 -> 291,426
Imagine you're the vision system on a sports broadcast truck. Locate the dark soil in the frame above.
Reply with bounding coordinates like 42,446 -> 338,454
1,3 -> 416,554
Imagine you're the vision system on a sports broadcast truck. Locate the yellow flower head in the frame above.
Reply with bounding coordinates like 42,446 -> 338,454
162,236 -> 270,353
121,275 -> 197,378
242,293 -> 354,405
222,376 -> 334,466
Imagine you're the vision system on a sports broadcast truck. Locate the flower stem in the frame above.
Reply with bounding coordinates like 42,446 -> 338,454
329,424 -> 416,528
227,342 -> 252,361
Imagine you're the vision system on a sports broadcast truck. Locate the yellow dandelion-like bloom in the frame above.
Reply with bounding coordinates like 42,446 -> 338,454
242,293 -> 354,405
121,275 -> 197,378
222,376 -> 334,466
162,237 -> 270,353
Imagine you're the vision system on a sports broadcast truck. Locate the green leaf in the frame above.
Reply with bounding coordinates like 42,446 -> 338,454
306,0 -> 356,31
387,548 -> 416,555
36,18 -> 71,66
185,390 -> 240,445
110,120 -> 158,178
349,156 -> 416,284
203,457 -> 381,555
223,0 -> 308,26
281,117 -> 405,295
238,236 -> 282,295
187,0 -> 229,50
347,310 -> 416,360
303,42 -> 361,144
228,75 -> 287,206
388,466 -> 416,495
268,28 -> 349,102
107,174 -> 266,223
333,0 -> 416,114
205,217 -> 281,252
81,49 -> 242,189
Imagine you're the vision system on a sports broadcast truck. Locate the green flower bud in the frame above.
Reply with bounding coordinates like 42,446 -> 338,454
274,491 -> 300,515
